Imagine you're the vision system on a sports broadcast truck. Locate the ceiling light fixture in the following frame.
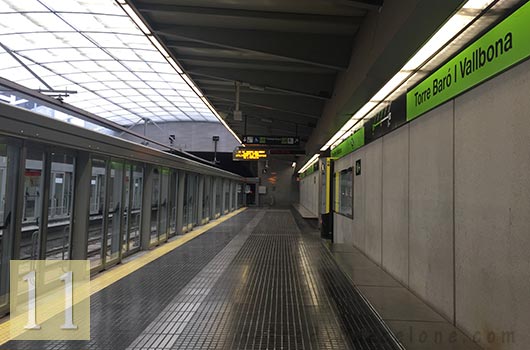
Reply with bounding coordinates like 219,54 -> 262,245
121,4 -> 151,35
299,0 -> 497,173
115,0 -> 242,145
319,0 -> 496,152
298,154 -> 319,174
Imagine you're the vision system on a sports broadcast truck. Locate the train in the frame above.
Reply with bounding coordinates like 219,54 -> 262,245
0,101 -> 246,316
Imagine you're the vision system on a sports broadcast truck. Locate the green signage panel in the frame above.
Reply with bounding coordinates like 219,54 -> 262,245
330,127 -> 365,159
407,1 -> 530,121
300,162 -> 319,178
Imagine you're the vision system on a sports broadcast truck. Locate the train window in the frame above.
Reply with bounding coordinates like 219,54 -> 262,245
106,160 -> 123,263
230,182 -> 237,210
215,178 -> 222,217
150,168 -> 160,245
169,170 -> 178,237
122,163 -> 131,254
224,180 -> 229,214
183,173 -> 198,230
182,173 -> 188,230
88,158 -> 107,269
127,164 -> 143,252
46,152 -> 75,259
159,168 -> 169,242
202,176 -> 211,222
20,148 -> 45,260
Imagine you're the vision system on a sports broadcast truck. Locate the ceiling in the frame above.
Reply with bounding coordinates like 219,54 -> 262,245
129,0 -> 384,145
0,0 -> 220,126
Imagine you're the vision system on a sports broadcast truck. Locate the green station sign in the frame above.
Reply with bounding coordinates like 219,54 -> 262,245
299,162 -> 319,178
407,1 -> 530,121
330,127 -> 365,159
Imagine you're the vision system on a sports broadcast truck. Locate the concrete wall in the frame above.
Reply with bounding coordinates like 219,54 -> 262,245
299,171 -> 319,216
119,121 -> 240,153
301,58 -> 530,349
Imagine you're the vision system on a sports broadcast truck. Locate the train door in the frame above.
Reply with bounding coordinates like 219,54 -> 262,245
150,168 -> 160,245
214,178 -> 222,218
122,163 -> 143,256
105,160 -> 124,267
45,151 -> 75,259
0,140 -> 19,316
223,179 -> 229,214
182,172 -> 189,231
186,173 -> 197,230
158,168 -> 170,242
202,176 -> 211,224
88,157 -> 107,270
19,146 -> 46,260
168,169 -> 178,238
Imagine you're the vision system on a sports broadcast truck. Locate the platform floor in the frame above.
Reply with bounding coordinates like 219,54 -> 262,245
1,209 -> 400,350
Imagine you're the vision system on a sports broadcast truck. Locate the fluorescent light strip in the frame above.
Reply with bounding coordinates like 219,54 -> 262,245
298,154 -> 319,174
182,74 -> 203,97
167,57 -> 183,74
115,0 -> 241,145
147,35 -> 170,58
121,4 -> 151,35
320,0 -> 495,152
201,96 -> 242,144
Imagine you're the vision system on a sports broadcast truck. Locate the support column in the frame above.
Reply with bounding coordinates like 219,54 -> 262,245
71,152 -> 90,260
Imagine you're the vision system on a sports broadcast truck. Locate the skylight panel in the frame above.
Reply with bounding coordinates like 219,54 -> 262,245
43,62 -> 82,75
104,48 -> 137,61
149,62 -> 177,75
119,88 -> 142,97
72,60 -> 107,72
77,47 -> 114,61
126,81 -> 150,89
134,71 -> 160,82
85,32 -> 126,48
104,80 -> 130,89
96,89 -> 122,98
123,60 -> 152,72
135,49 -> 166,63
61,13 -> 138,35
0,0 -> 242,144
178,90 -> 197,97
0,0 -> 47,12
42,0 -> 123,14
93,60 -> 125,72
82,81 -> 110,91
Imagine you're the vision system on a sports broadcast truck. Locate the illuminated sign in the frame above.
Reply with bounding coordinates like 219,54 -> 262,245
233,148 -> 268,161
407,1 -> 530,120
243,135 -> 300,146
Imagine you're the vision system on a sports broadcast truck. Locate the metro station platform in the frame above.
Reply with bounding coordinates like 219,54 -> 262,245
0,209 -> 402,350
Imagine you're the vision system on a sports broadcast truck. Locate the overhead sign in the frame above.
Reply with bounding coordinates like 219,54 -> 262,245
243,135 -> 300,146
330,127 -> 365,159
268,149 -> 305,155
407,1 -> 530,121
233,148 -> 268,161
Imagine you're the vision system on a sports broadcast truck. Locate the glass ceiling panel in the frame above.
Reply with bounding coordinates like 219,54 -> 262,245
0,0 -> 222,126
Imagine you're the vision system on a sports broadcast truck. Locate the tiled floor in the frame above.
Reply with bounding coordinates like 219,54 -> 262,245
1,209 -> 401,350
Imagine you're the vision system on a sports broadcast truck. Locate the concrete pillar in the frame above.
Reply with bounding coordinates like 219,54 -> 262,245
140,164 -> 154,249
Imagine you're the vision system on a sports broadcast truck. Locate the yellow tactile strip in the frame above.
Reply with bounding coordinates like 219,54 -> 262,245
0,207 -> 247,345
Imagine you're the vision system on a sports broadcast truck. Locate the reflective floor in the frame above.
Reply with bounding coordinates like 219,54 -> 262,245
1,209 -> 400,350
